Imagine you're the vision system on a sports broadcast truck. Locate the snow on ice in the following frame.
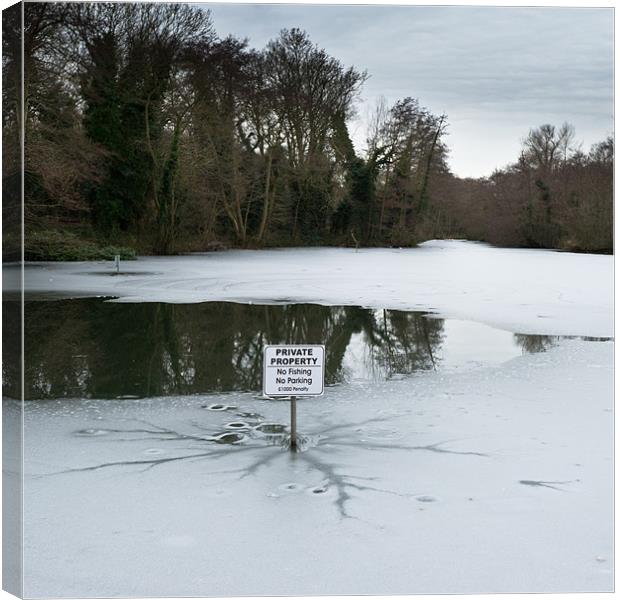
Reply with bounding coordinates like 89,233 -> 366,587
10,239 -> 613,336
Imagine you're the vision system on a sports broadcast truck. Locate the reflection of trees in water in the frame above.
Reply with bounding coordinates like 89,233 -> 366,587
515,333 -> 611,355
2,300 -> 21,398
12,299 -> 446,400
375,310 -> 442,376
354,309 -> 443,379
514,334 -> 560,354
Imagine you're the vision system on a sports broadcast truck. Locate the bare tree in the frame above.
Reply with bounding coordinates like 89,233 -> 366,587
521,122 -> 575,173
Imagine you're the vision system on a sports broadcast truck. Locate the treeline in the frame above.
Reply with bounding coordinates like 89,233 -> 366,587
431,124 -> 613,253
2,3 -> 613,259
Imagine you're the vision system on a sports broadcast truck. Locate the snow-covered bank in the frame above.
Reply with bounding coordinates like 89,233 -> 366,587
22,339 -> 613,596
10,240 -> 613,337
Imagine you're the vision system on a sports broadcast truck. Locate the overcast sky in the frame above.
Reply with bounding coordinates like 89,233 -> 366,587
203,4 -> 613,178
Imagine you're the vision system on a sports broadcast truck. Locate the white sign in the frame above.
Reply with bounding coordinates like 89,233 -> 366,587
263,345 -> 325,397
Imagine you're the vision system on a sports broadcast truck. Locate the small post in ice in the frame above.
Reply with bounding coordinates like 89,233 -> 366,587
114,254 -> 120,274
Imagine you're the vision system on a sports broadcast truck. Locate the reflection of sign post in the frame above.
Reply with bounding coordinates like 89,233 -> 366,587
263,345 -> 325,451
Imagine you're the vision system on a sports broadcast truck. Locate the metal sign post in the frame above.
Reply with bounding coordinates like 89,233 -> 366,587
114,254 -> 120,274
290,396 -> 297,451
263,344 -> 325,452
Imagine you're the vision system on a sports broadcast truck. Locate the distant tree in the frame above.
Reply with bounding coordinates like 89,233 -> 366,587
441,125 -> 612,253
67,3 -> 214,245
238,50 -> 285,243
565,135 -> 613,252
3,2 -> 23,260
589,135 -> 613,165
184,35 -> 260,245
521,122 -> 575,173
517,122 -> 577,248
16,3 -> 107,246
367,97 -> 449,243
264,29 -> 367,240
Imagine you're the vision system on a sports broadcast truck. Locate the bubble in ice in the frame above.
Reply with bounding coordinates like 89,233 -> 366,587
212,432 -> 246,444
278,482 -> 304,493
309,485 -> 329,495
144,448 -> 164,455
415,495 -> 437,503
74,428 -> 111,437
236,411 -> 263,420
224,421 -> 251,431
204,403 -> 236,411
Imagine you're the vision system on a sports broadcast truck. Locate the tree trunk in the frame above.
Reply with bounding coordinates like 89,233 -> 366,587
256,152 -> 273,242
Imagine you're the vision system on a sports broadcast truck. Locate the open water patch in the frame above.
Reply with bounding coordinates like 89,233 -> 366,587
9,297 -> 612,400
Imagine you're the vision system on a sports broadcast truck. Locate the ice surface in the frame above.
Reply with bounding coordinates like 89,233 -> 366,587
11,241 -> 614,596
22,339 -> 613,596
10,240 -> 613,336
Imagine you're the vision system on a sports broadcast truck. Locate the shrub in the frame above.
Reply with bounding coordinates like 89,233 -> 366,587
24,230 -> 136,261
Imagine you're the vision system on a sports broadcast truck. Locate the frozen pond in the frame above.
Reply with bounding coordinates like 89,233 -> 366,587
3,298 -> 609,400
4,241 -> 613,596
